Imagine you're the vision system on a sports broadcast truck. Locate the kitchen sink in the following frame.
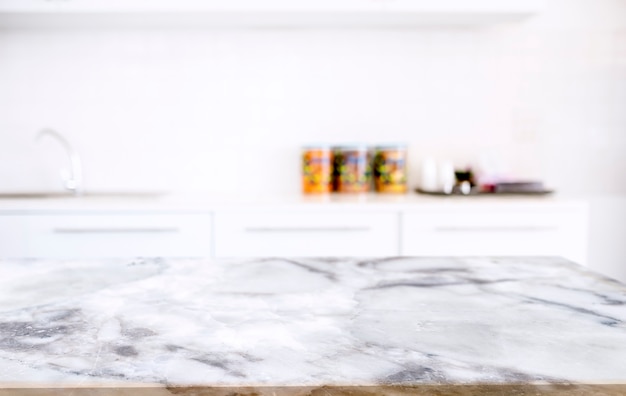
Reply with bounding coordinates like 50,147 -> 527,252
0,191 -> 168,199
11,129 -> 168,201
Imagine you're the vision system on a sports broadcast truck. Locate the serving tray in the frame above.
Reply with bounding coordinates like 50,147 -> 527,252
415,188 -> 554,196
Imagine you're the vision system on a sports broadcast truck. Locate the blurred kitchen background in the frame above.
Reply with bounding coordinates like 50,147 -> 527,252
0,0 -> 625,278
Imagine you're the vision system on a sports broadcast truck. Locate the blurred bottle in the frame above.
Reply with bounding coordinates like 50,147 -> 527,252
439,161 -> 455,194
420,158 -> 438,192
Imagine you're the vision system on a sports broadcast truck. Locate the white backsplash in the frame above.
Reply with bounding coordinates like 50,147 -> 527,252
0,0 -> 625,194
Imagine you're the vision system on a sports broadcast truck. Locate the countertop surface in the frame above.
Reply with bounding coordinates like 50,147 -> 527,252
0,192 -> 587,212
0,257 -> 625,394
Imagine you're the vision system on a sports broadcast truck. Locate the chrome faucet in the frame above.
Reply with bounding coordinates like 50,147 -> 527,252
36,128 -> 83,196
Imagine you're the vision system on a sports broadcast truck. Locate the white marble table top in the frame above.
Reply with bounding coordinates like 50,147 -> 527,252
0,257 -> 625,393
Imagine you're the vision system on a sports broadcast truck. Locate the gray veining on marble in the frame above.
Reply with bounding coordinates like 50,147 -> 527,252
0,257 -> 625,388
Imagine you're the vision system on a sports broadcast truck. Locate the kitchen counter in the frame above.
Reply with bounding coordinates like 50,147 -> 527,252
0,191 -> 586,212
1,257 -> 625,395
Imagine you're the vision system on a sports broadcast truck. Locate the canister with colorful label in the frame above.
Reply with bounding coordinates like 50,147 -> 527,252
333,145 -> 370,193
302,145 -> 333,194
373,144 -> 408,193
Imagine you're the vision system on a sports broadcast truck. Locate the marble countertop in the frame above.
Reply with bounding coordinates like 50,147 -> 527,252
1,257 -> 625,395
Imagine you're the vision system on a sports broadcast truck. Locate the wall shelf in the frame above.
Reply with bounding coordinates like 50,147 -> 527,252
0,0 -> 544,29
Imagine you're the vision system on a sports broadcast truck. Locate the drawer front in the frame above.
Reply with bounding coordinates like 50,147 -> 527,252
0,214 -> 212,258
402,209 -> 588,264
214,212 -> 398,257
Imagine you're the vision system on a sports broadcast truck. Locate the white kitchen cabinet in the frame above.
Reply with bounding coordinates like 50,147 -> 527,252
0,0 -> 544,28
0,213 -> 212,258
401,204 -> 589,265
214,211 -> 399,257
0,195 -> 590,264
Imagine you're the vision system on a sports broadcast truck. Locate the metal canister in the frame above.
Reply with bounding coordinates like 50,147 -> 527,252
301,145 -> 333,194
333,145 -> 370,193
372,144 -> 408,193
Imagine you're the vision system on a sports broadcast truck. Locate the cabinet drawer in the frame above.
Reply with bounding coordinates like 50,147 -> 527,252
402,208 -> 588,264
214,212 -> 398,257
0,213 -> 212,258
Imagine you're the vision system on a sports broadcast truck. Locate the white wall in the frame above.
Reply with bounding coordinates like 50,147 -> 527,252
1,0 -> 625,195
588,196 -> 626,282
0,1 -> 624,278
